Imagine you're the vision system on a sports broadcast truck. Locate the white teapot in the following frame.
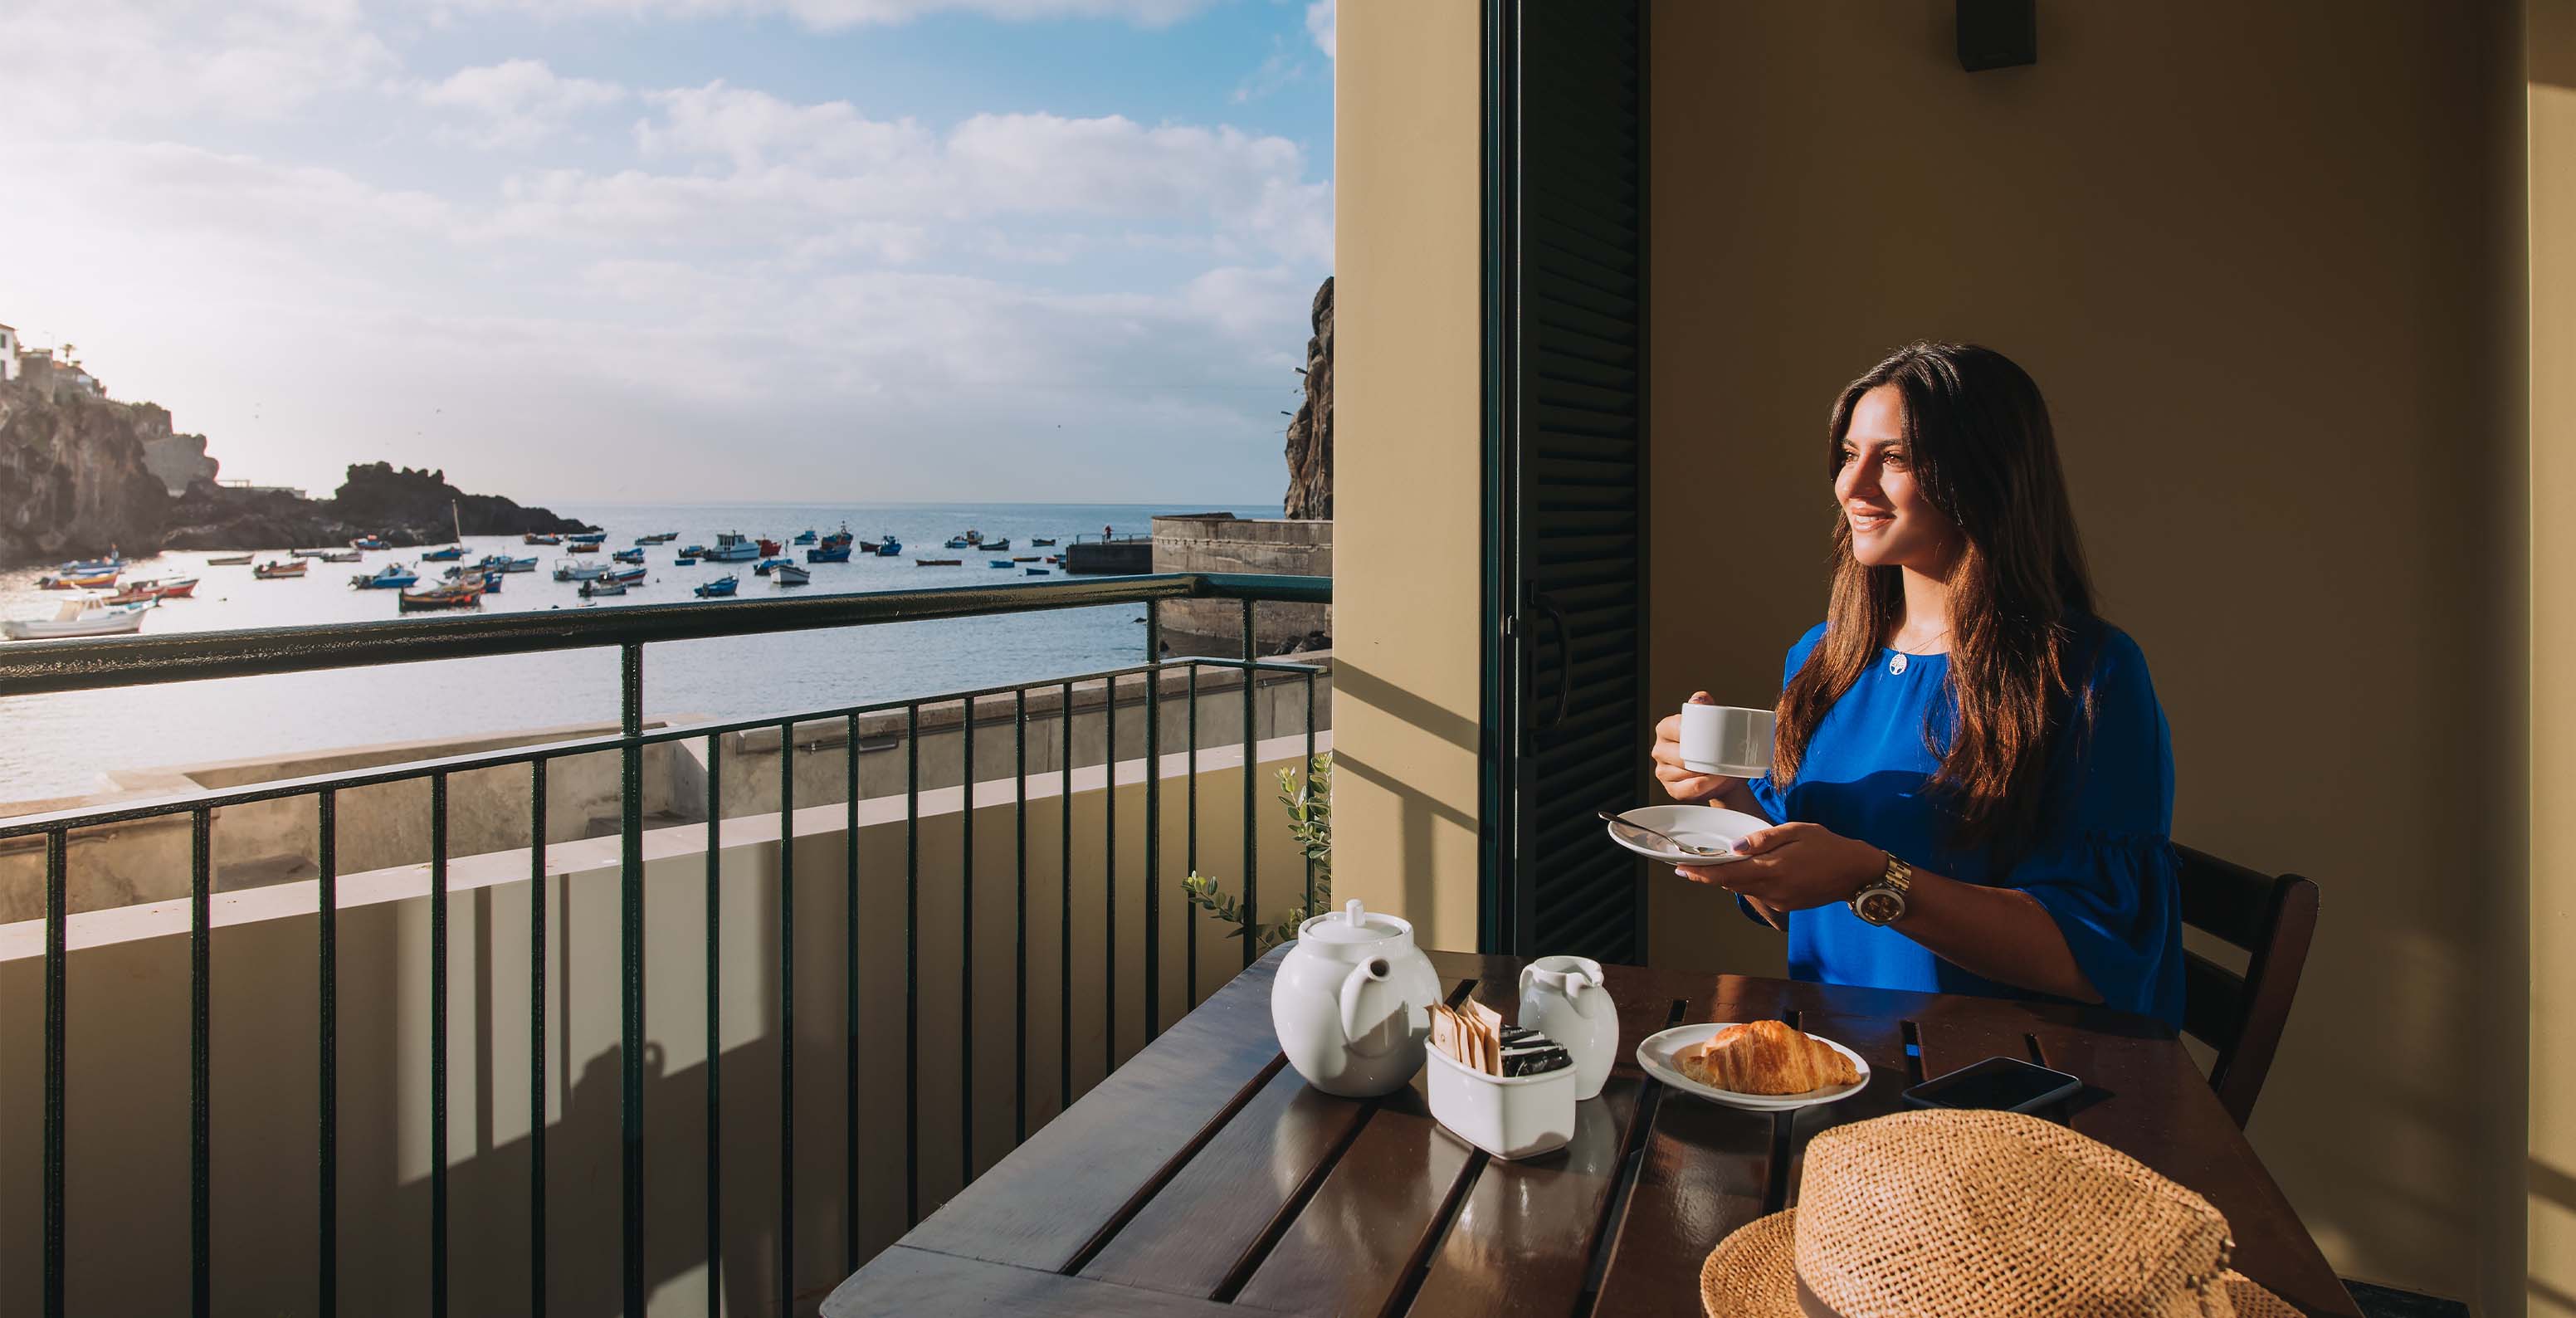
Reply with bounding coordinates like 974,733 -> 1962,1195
1272,899 -> 1443,1097
1518,954 -> 1614,1101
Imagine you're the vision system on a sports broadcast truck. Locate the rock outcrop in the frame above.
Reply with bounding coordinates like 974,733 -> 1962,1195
0,379 -> 593,564
0,380 -> 180,564
1283,276 -> 1333,520
163,463 -> 593,552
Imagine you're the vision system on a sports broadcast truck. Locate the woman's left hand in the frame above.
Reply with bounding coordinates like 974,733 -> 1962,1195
1674,822 -> 1883,912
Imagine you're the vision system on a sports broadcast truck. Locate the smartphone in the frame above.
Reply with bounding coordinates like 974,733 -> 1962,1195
1901,1056 -> 2082,1114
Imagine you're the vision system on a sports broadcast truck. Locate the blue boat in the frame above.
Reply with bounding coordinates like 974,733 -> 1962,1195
793,529 -> 819,544
754,556 -> 794,575
988,559 -> 1013,569
568,532 -> 607,546
946,537 -> 974,549
805,545 -> 851,564
679,544 -> 709,559
612,547 -> 646,564
695,574 -> 739,598
483,571 -> 504,593
1024,568 -> 1049,576
674,555 -> 698,567
875,540 -> 902,557
350,564 -> 418,589
421,545 -> 466,562
601,564 -> 647,585
477,554 -> 537,574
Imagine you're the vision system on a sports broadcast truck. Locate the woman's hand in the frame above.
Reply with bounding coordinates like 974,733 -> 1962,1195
1652,692 -> 1742,803
1673,821 -> 1883,913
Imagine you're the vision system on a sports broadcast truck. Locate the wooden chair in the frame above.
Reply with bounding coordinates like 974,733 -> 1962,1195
2175,845 -> 2320,1128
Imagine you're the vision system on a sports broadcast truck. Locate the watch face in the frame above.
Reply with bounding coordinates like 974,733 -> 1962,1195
1856,889 -> 1905,925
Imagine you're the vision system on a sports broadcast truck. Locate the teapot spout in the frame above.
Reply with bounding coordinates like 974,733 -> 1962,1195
1338,957 -> 1400,1057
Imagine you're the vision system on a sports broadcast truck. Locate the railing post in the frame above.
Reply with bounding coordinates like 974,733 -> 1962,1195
318,793 -> 338,1318
1242,601 -> 1258,966
778,720 -> 796,1311
529,759 -> 549,1318
190,807 -> 211,1318
617,642 -> 645,1316
43,828 -> 66,1318
430,773 -> 450,1318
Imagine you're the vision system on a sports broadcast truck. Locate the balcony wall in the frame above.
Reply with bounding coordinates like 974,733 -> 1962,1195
0,730 -> 1330,1317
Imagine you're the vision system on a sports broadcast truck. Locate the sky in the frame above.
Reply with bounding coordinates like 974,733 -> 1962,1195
0,0 -> 1336,507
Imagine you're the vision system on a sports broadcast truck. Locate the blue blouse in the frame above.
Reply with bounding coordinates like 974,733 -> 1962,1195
1740,620 -> 2185,1026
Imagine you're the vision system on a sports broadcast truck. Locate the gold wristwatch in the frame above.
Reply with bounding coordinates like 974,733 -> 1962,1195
1849,852 -> 1913,926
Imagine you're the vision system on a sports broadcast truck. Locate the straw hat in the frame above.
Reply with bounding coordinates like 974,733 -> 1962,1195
1699,1109 -> 2300,1318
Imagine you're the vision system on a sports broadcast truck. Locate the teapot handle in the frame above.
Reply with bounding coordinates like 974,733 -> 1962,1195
1339,958 -> 1398,1058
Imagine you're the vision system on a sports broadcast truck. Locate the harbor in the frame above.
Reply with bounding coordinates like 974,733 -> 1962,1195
0,501 -> 1270,801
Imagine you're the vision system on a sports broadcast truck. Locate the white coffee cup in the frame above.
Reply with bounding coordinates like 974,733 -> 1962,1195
1679,700 -> 1774,777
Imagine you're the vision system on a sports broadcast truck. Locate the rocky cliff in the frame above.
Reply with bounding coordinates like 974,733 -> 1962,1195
0,380 -> 593,565
0,380 -> 179,564
1283,276 -> 1333,520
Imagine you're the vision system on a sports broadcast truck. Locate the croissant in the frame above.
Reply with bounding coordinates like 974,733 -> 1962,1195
1678,1020 -> 1860,1095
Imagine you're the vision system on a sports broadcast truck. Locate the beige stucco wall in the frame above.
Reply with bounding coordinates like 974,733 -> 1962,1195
1331,0 -> 1485,952
2531,2 -> 2575,1313
1646,1 -> 2529,1309
0,732 -> 1325,1317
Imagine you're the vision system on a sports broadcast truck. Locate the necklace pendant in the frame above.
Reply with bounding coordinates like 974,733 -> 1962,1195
1888,652 -> 1909,675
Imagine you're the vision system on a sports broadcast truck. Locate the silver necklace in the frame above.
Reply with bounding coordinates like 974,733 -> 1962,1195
1886,626 -> 1950,675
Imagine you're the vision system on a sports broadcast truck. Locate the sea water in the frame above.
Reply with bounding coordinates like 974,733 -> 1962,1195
0,501 -> 1272,803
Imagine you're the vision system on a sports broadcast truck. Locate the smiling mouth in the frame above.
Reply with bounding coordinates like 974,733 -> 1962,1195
1847,509 -> 1894,533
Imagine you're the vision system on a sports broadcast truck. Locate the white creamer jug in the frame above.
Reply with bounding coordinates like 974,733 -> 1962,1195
1517,954 -> 1614,1101
1272,899 -> 1442,1097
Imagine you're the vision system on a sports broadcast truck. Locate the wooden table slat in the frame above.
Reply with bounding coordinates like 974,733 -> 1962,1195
1401,964 -> 1686,1318
1076,971 -> 1476,1299
1229,1080 -> 1479,1316
823,1245 -> 1291,1317
897,949 -> 1290,1272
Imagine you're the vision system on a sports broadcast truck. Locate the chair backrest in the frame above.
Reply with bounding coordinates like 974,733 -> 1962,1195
2174,845 -> 2319,1128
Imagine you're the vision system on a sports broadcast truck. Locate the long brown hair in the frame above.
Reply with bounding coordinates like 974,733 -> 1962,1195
1773,342 -> 2095,853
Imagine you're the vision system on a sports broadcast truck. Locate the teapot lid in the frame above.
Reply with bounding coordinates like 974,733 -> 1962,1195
1302,898 -> 1404,946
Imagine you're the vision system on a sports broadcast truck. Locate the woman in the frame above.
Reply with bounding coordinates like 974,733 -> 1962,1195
1651,341 -> 2183,1024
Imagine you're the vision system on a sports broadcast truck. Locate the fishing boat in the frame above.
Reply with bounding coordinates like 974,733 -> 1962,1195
3,596 -> 149,641
444,565 -> 505,593
476,554 -> 536,574
753,556 -> 793,576
1030,537 -> 1057,547
772,564 -> 812,587
206,554 -> 255,566
757,538 -> 784,558
674,555 -> 698,567
554,559 -> 608,582
695,574 -> 739,598
988,559 -> 1014,569
805,545 -> 851,564
524,533 -> 563,546
124,576 -> 198,600
253,560 -> 308,579
612,547 -> 646,564
1012,555 -> 1040,563
876,540 -> 903,556
566,539 -> 601,554
600,564 -> 647,585
351,535 -> 390,551
704,532 -> 761,563
944,536 -> 974,550
915,558 -> 962,567
1024,568 -> 1050,576
635,532 -> 678,544
351,564 -> 419,589
291,548 -> 333,559
320,550 -> 361,564
398,582 -> 485,612
568,532 -> 607,546
100,585 -> 159,607
580,579 -> 627,599
982,537 -> 1011,551
37,570 -> 119,590
421,545 -> 466,562
793,529 -> 819,545
822,522 -> 856,549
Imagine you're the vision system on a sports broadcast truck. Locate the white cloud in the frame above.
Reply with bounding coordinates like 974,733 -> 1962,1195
0,0 -> 397,134
637,82 -> 929,171
439,0 -> 1217,32
1231,44 -> 1305,104
417,59 -> 626,149
1305,0 -> 1334,61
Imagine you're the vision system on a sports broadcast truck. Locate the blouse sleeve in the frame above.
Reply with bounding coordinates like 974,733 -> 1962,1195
1999,629 -> 2187,1026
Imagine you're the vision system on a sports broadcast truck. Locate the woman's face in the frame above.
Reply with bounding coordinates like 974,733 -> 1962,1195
1835,383 -> 1958,572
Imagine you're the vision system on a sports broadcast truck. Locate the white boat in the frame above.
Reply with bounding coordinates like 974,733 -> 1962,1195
3,595 -> 149,641
703,531 -> 762,563
554,559 -> 609,582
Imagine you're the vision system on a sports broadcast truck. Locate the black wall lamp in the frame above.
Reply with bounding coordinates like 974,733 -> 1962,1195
1959,0 -> 2037,71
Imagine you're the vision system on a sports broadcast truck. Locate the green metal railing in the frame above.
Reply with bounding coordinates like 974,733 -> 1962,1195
2,571 -> 1330,1318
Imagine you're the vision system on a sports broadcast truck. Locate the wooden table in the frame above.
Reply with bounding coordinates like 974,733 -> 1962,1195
822,947 -> 2359,1318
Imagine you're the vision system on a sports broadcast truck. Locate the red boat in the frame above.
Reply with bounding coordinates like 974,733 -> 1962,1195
124,576 -> 198,600
757,538 -> 784,557
253,560 -> 309,579
397,582 -> 485,612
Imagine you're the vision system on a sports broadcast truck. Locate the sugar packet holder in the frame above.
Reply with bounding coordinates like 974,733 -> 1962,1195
1424,1000 -> 1578,1160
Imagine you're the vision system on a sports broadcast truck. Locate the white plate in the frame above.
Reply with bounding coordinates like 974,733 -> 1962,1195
1635,1023 -> 1872,1111
1603,805 -> 1768,865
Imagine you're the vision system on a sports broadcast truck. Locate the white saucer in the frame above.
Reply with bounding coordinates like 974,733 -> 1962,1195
1635,1023 -> 1872,1111
1604,805 -> 1768,865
